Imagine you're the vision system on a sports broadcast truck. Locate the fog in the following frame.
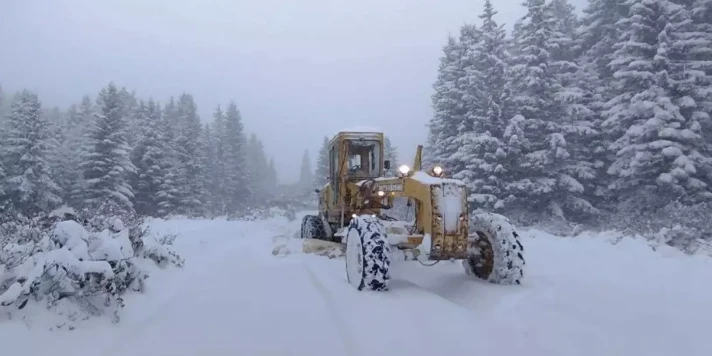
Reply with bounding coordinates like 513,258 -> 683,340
0,0 -> 586,182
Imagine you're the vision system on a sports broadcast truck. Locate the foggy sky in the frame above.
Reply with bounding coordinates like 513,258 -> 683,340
0,0 -> 586,183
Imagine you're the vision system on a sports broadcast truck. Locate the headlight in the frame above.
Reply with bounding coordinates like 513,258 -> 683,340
377,190 -> 385,197
432,165 -> 443,176
398,165 -> 410,175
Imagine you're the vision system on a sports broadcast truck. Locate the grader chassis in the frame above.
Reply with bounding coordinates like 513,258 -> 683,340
300,131 -> 525,291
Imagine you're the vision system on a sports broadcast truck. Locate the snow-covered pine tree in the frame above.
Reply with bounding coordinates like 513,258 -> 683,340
505,0 -> 582,221
452,0 -> 511,211
80,83 -> 136,214
1,90 -> 61,217
208,105 -> 227,215
67,95 -> 94,207
384,136 -> 399,176
0,86 -> 6,213
202,122 -> 221,215
426,35 -> 464,173
548,0 -> 601,219
314,136 -> 330,187
576,0 -> 632,209
298,149 -> 314,194
156,98 -> 182,216
0,155 -> 5,216
131,99 -> 166,216
174,93 -> 207,216
684,0 -> 712,186
119,87 -> 140,149
246,133 -> 271,201
602,0 -> 712,209
223,101 -> 250,212
53,105 -> 75,201
445,25 -> 481,178
578,0 -> 630,81
43,106 -> 67,197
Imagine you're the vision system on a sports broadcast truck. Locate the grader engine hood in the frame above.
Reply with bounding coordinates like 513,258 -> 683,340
356,171 -> 469,260
417,172 -> 469,260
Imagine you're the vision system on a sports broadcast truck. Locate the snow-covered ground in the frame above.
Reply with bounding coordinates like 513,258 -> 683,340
2,212 -> 711,356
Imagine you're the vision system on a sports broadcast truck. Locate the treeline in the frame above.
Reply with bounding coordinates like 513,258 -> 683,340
425,0 -> 711,245
0,82 -> 278,221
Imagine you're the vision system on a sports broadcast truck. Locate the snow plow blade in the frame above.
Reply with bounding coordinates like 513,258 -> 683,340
302,239 -> 345,259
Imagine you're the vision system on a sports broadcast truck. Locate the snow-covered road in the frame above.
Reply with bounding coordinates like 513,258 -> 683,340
3,212 -> 711,356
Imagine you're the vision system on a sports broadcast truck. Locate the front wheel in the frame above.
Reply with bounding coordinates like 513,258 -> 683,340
345,215 -> 390,291
301,215 -> 326,239
463,212 -> 525,285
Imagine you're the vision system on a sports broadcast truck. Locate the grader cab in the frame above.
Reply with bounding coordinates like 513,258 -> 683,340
300,131 -> 525,291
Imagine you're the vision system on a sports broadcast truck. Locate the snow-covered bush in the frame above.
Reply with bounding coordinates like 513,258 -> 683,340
0,207 -> 183,324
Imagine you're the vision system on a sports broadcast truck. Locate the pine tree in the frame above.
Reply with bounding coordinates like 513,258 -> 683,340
174,93 -> 207,216
684,0 -> 712,188
0,85 -> 8,125
120,87 -> 140,149
80,83 -> 136,213
131,99 -> 166,216
452,0 -> 511,211
505,0 -> 581,220
576,0 -> 632,208
246,133 -> 271,201
209,105 -> 227,214
603,0 -> 712,207
223,101 -> 250,211
579,0 -> 630,81
156,97 -> 182,216
447,25 -> 481,177
384,137 -> 400,175
548,0 -> 602,218
1,90 -> 61,217
68,95 -> 95,207
426,35 -> 464,172
203,122 -> 221,215
314,136 -> 330,186
54,105 -> 75,201
0,154 -> 6,214
299,149 -> 314,193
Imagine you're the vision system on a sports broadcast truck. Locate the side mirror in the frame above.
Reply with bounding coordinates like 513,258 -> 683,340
314,189 -> 320,193
384,160 -> 391,170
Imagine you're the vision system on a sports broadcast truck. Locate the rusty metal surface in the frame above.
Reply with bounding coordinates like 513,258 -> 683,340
428,183 -> 469,260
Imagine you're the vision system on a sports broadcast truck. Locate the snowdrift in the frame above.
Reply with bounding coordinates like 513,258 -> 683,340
0,210 -> 184,327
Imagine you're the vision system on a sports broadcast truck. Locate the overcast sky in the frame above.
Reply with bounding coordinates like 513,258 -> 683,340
0,0 -> 586,183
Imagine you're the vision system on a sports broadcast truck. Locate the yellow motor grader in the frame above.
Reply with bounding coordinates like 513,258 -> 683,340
300,131 -> 525,291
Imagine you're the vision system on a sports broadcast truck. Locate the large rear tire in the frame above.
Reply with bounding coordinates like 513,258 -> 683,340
345,215 -> 390,291
463,212 -> 525,285
301,215 -> 326,240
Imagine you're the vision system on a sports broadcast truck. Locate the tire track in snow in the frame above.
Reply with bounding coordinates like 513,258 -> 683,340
303,261 -> 361,356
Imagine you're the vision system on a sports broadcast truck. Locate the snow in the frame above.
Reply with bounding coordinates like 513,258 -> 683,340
410,171 -> 464,185
2,212 -> 711,356
433,184 -> 463,232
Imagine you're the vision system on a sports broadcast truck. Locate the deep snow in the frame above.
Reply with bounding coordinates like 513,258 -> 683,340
1,212 -> 711,356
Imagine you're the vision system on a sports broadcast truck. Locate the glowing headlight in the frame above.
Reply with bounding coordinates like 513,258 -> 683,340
398,165 -> 410,175
377,190 -> 385,197
432,165 -> 443,176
